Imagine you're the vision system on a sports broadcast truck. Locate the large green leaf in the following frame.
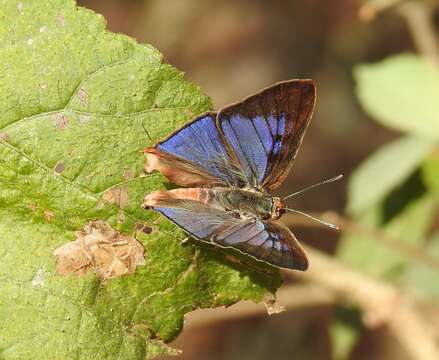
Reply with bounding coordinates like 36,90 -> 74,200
347,135 -> 434,215
0,1 -> 281,359
354,54 -> 439,139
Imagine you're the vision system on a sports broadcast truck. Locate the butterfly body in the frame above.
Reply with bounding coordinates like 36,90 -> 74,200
144,187 -> 285,221
143,80 -> 316,270
216,188 -> 287,220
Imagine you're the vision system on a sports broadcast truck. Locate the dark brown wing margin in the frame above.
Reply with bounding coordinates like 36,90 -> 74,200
217,80 -> 316,192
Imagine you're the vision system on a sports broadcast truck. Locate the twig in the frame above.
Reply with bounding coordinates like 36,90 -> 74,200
397,1 -> 439,66
185,246 -> 439,359
359,0 -> 404,21
283,211 -> 439,272
360,0 -> 439,65
287,247 -> 439,360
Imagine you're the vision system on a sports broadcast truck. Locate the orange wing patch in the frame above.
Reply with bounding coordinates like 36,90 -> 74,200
143,188 -> 211,208
144,148 -> 222,188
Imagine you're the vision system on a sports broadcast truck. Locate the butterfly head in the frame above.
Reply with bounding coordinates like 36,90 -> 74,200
271,197 -> 286,220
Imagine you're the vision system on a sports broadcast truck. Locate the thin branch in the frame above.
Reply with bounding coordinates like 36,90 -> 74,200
398,1 -> 439,66
359,0 -> 404,21
286,247 -> 439,360
185,246 -> 439,359
283,211 -> 439,272
360,0 -> 439,65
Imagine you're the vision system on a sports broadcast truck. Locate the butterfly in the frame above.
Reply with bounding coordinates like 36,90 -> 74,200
143,80 -> 317,271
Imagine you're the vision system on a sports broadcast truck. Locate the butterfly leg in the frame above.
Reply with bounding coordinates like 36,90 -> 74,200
181,236 -> 200,247
181,236 -> 190,246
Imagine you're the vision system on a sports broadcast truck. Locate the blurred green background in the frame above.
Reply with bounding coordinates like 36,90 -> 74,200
77,1 -> 439,359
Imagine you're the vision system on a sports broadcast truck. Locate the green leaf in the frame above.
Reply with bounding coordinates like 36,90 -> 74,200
338,194 -> 438,279
0,1 -> 281,359
354,54 -> 439,139
330,306 -> 363,360
330,323 -> 358,360
347,135 -> 434,215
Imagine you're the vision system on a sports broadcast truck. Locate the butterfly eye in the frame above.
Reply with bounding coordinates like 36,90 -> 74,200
278,207 -> 286,216
231,211 -> 241,219
271,198 -> 285,220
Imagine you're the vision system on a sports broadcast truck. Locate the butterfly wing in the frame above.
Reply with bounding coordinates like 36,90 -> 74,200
146,80 -> 315,190
144,81 -> 315,269
146,191 -> 308,270
217,79 -> 316,191
214,219 -> 308,270
145,113 -> 244,187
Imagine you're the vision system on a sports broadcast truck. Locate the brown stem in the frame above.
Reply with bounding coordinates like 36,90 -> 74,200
359,0 -> 404,21
283,211 -> 439,272
286,247 -> 439,360
360,0 -> 439,65
186,246 -> 439,359
398,1 -> 439,66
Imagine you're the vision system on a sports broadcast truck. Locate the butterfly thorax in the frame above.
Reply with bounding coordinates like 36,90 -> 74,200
212,188 -> 286,221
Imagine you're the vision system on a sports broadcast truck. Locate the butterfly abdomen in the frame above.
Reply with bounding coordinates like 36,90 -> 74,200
144,187 -> 212,208
167,188 -> 211,204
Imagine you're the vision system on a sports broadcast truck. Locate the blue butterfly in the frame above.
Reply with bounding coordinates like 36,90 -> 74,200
143,80 -> 318,270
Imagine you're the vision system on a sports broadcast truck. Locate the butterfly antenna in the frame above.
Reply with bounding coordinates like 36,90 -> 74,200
141,118 -> 153,143
286,208 -> 339,230
283,174 -> 343,201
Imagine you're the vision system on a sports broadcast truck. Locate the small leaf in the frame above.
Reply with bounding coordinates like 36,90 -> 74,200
330,307 -> 362,360
354,54 -> 439,139
347,135 -> 434,215
0,1 -> 281,359
330,323 -> 358,360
